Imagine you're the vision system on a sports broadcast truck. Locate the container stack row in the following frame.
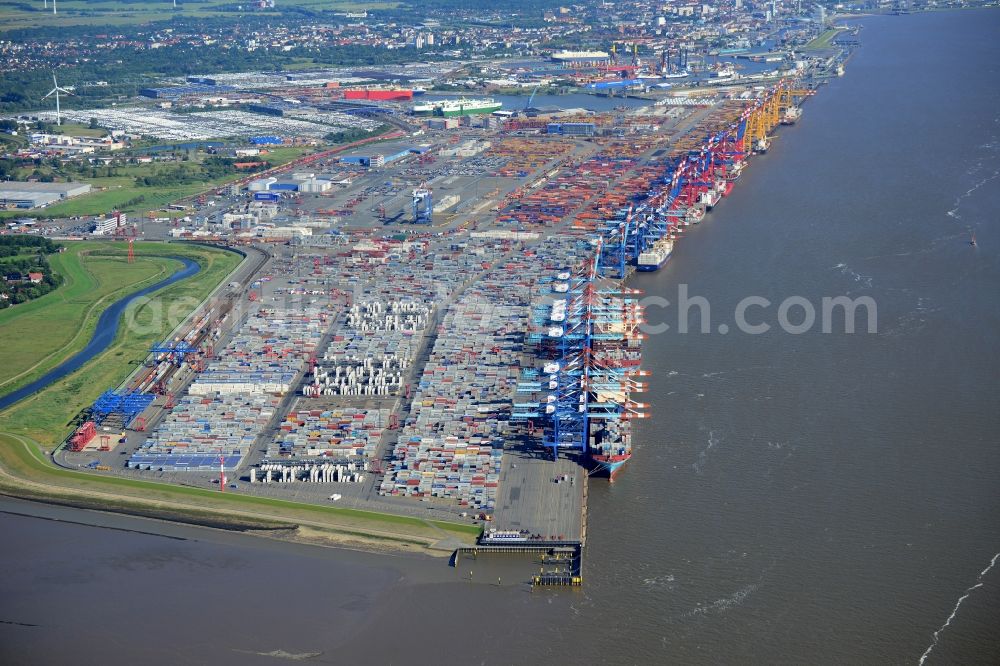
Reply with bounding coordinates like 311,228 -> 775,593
293,235 -> 508,308
265,403 -> 390,462
379,234 -> 590,510
190,306 -> 327,395
134,306 -> 329,472
128,393 -> 280,471
304,300 -> 429,398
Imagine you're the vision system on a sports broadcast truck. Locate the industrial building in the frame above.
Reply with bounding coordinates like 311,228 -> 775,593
92,215 -> 124,235
0,181 -> 92,209
340,144 -> 415,168
439,140 -> 491,157
585,78 -> 646,91
546,123 -> 596,137
426,117 -> 459,130
140,84 -> 236,99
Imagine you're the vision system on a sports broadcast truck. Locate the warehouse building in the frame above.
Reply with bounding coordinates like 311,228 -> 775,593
140,84 -> 236,99
0,181 -> 92,209
339,144 -> 415,168
546,122 -> 596,137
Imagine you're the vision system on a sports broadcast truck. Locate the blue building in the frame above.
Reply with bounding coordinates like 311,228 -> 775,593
547,122 -> 596,137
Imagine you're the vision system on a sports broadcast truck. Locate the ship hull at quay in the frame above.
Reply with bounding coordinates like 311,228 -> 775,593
590,452 -> 631,481
413,98 -> 502,117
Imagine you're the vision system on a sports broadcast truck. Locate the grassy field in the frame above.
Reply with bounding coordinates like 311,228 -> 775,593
0,241 -> 241,442
0,146 -> 310,220
50,122 -> 109,138
0,1 -> 400,31
804,28 -> 842,51
0,245 -> 178,398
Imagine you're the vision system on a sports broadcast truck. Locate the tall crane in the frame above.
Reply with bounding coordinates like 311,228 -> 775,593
524,87 -> 538,111
514,239 -> 648,466
412,186 -> 433,223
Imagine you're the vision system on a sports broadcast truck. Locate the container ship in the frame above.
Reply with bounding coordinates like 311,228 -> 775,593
781,105 -> 801,125
516,266 -> 646,482
412,98 -> 502,117
590,420 -> 632,479
586,297 -> 646,480
685,204 -> 706,225
511,80 -> 815,483
343,88 -> 414,101
636,237 -> 673,271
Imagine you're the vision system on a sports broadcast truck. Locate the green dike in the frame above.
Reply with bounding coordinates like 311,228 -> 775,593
0,245 -> 179,397
0,431 -> 479,540
805,28 -> 842,50
0,241 -> 240,442
0,241 -> 480,544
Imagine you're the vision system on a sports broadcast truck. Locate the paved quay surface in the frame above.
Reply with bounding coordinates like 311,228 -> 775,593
491,446 -> 584,542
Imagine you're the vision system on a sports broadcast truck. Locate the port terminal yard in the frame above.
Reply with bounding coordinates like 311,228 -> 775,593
29,70 -> 828,581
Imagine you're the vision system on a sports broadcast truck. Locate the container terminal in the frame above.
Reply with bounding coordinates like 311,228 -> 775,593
52,71 -> 825,585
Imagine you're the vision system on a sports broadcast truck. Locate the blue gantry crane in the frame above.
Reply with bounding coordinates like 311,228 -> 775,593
514,240 -> 648,464
150,341 -> 199,365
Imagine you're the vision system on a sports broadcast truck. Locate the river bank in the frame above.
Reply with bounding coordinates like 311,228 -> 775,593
0,242 -> 241,443
0,427 -> 479,556
0,257 -> 199,411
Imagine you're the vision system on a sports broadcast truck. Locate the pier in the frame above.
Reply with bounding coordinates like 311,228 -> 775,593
491,449 -> 585,543
447,443 -> 587,584
453,543 -> 584,587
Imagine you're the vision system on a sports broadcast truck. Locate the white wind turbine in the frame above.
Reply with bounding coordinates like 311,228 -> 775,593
43,73 -> 72,125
